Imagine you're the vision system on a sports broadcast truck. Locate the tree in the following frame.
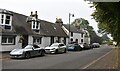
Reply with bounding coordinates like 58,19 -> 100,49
71,18 -> 89,29
91,2 -> 120,45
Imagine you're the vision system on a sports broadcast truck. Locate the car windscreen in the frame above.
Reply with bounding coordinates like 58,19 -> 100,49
24,45 -> 33,49
67,44 -> 74,47
51,44 -> 59,47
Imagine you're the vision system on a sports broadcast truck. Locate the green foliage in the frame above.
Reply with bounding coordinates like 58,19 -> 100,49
71,18 -> 103,44
71,18 -> 89,29
91,2 -> 120,45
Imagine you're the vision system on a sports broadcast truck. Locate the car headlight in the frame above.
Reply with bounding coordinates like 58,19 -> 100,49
19,51 -> 23,54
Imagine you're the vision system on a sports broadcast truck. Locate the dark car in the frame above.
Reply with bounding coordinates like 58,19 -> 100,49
67,43 -> 82,51
91,43 -> 100,48
10,44 -> 46,59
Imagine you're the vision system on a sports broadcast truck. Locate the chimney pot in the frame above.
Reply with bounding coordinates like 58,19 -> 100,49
35,11 -> 37,14
31,11 -> 33,16
35,11 -> 38,19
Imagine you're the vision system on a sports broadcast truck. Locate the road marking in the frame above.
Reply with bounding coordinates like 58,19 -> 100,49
82,49 -> 113,69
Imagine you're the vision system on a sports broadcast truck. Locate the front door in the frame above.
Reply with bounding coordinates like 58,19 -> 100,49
50,36 -> 54,45
64,37 -> 66,45
22,35 -> 28,48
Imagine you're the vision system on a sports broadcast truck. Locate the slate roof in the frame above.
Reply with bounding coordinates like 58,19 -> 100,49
63,24 -> 84,33
39,20 -> 68,37
0,9 -> 68,37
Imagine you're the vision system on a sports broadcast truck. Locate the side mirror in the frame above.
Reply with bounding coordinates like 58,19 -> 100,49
32,48 -> 34,50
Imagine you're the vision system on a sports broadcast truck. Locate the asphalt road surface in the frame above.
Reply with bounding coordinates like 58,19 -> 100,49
2,45 -> 112,69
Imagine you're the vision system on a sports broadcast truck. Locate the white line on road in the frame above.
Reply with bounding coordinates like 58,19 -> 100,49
81,49 -> 113,69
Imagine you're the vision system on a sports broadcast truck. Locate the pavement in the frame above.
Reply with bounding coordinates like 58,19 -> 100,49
0,52 -> 10,60
84,48 -> 118,69
0,46 -> 120,69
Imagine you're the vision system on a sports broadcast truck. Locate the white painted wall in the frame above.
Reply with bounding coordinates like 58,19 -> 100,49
60,38 -> 64,43
66,38 -> 69,45
42,37 -> 50,47
83,30 -> 90,44
70,33 -> 81,43
84,36 -> 90,44
0,36 -> 1,52
54,37 -> 58,43
0,35 -> 22,52
28,36 -> 33,45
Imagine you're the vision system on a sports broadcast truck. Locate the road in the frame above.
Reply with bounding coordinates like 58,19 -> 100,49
2,45 -> 113,69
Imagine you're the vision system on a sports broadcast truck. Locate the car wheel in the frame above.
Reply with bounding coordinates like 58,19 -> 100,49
41,50 -> 46,56
64,48 -> 67,53
74,47 -> 77,51
55,49 -> 58,54
25,52 -> 31,59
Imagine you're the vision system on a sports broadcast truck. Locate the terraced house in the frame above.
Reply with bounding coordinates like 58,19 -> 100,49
0,9 -> 69,52
0,9 -> 90,52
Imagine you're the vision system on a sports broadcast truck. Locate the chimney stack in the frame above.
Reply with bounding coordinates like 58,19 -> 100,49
30,11 -> 38,19
35,11 -> 38,19
55,17 -> 63,27
30,11 -> 33,16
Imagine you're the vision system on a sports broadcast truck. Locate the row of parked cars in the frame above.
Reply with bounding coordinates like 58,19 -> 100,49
9,42 -> 100,59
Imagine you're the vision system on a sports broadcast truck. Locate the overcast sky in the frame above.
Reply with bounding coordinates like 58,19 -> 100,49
0,0 -> 98,32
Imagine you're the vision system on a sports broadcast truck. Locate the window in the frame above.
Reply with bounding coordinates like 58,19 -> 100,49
33,44 -> 40,49
36,21 -> 39,29
71,32 -> 73,37
33,21 -> 35,29
1,36 -> 15,45
71,38 -> 73,42
5,15 -> 11,24
81,33 -> 83,38
1,15 -> 4,24
75,39 -> 78,43
81,39 -> 83,43
33,37 -> 42,44
32,21 -> 40,30
0,14 -> 12,30
59,44 -> 64,47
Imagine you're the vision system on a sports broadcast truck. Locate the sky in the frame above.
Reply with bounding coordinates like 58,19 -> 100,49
0,0 -> 98,32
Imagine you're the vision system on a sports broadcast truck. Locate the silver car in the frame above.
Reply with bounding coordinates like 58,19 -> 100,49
10,44 -> 46,59
45,43 -> 67,54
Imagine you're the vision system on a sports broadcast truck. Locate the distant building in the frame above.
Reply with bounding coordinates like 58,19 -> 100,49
55,18 -> 90,44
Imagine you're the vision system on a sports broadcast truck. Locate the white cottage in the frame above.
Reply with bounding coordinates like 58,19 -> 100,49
0,9 -> 68,52
63,24 -> 85,44
55,18 -> 86,44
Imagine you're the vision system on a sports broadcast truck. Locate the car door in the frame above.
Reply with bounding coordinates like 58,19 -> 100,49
59,44 -> 65,52
28,46 -> 35,57
33,45 -> 41,56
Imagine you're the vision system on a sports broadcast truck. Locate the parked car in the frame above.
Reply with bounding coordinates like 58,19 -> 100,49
10,44 -> 46,59
45,43 -> 67,54
82,43 -> 91,50
79,43 -> 84,49
67,43 -> 82,51
91,43 -> 100,48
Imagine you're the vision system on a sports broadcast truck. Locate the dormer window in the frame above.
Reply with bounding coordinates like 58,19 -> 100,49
0,14 -> 12,30
1,15 -> 4,24
32,21 -> 40,30
29,11 -> 40,33
5,15 -> 11,24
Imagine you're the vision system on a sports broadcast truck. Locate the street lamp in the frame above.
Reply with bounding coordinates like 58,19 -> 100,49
69,13 -> 74,43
